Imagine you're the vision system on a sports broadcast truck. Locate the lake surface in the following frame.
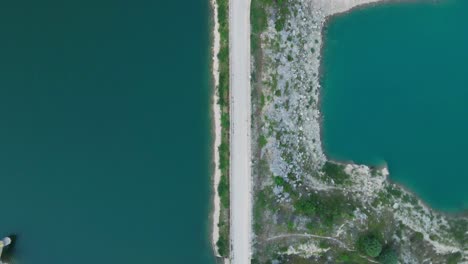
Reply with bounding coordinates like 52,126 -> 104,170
0,0 -> 215,263
321,0 -> 468,211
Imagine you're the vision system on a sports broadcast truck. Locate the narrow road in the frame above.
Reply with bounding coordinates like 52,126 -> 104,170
229,0 -> 251,262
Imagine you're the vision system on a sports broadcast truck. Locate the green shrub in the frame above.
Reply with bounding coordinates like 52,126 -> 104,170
218,174 -> 229,208
322,162 -> 349,185
337,253 -> 350,262
318,240 -> 329,249
221,112 -> 229,129
216,233 -> 228,257
294,197 -> 316,216
358,235 -> 382,258
386,185 -> 402,198
274,176 -> 285,186
259,135 -> 268,148
410,231 -> 424,243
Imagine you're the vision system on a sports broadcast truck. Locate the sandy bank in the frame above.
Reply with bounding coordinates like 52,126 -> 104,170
312,0 -> 385,15
210,0 -> 222,257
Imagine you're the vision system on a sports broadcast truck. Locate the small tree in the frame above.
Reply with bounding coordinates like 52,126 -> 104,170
360,235 -> 382,258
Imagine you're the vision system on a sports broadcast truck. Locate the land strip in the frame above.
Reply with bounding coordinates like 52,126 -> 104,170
211,0 -> 231,259
250,0 -> 468,263
211,0 -> 222,255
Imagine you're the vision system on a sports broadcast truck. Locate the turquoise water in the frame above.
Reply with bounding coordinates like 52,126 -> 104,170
321,0 -> 468,211
0,1 -> 215,263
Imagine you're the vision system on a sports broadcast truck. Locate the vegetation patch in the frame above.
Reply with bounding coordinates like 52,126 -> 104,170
251,0 -> 271,55
293,191 -> 355,229
254,187 -> 274,234
259,135 -> 268,148
321,162 -> 350,185
215,0 -> 230,257
357,234 -> 382,258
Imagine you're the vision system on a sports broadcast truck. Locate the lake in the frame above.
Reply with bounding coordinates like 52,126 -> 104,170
0,0 -> 215,263
321,0 -> 468,211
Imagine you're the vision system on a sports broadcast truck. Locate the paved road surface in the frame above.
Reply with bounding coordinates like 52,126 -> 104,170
229,0 -> 251,262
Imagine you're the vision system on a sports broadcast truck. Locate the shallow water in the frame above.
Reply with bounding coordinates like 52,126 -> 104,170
0,0 -> 215,263
321,0 -> 468,211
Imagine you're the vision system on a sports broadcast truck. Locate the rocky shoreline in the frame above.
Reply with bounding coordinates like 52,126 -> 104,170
251,0 -> 468,262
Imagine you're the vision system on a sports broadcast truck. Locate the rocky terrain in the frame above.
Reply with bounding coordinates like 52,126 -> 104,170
250,0 -> 468,263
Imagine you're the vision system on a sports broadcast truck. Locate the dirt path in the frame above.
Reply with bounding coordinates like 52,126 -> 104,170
266,233 -> 352,250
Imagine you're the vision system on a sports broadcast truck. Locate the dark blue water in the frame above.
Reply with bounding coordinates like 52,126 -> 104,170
0,0 -> 215,263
